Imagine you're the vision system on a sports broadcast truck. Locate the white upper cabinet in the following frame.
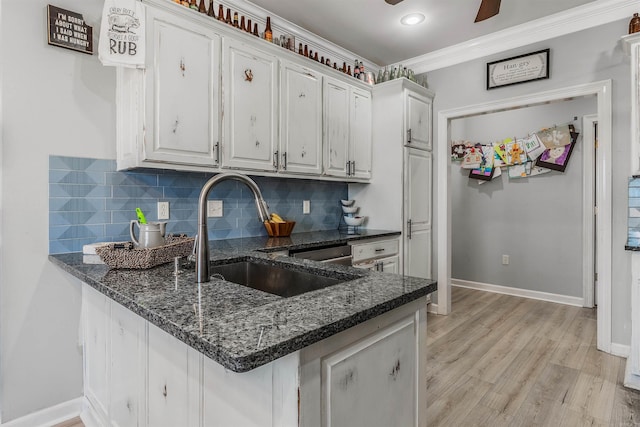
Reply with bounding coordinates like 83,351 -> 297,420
405,90 -> 432,151
279,61 -> 323,175
323,78 -> 350,177
116,0 -> 373,181
221,38 -> 278,171
323,78 -> 372,179
350,88 -> 372,180
143,6 -> 221,167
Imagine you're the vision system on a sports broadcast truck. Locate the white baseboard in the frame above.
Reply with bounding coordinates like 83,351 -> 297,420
624,359 -> 640,391
452,279 -> 584,307
427,303 -> 438,314
611,343 -> 631,358
1,397 -> 82,427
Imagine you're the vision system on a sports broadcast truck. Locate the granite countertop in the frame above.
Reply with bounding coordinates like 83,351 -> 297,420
49,230 -> 436,373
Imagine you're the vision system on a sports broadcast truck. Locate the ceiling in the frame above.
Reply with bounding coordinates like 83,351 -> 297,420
245,0 -> 598,66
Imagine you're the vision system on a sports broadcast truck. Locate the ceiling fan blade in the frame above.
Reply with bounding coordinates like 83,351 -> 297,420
385,0 -> 404,5
475,0 -> 501,22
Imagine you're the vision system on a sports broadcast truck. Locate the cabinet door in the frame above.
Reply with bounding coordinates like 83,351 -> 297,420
223,39 -> 278,171
379,255 -> 400,274
323,78 -> 350,177
145,8 -> 221,166
321,316 -> 417,427
349,88 -> 372,180
110,302 -> 145,427
148,325 -> 200,427
404,147 -> 432,278
405,90 -> 432,151
83,285 -> 110,420
280,61 -> 322,175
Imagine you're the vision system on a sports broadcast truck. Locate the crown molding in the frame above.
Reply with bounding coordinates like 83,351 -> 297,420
404,0 -> 639,73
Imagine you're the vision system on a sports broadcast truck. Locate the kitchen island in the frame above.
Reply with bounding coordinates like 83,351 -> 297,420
50,230 -> 436,427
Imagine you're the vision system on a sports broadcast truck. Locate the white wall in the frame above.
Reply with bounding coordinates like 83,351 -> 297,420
1,0 -> 115,421
450,97 -> 596,297
427,19 -> 632,345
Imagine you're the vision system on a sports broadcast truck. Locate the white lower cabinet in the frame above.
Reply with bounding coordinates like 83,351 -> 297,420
81,282 -> 425,427
351,236 -> 401,274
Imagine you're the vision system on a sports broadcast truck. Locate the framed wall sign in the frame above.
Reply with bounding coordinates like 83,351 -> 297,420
486,49 -> 549,90
47,5 -> 94,55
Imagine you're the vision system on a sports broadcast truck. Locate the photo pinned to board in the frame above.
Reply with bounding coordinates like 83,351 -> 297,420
469,145 -> 495,181
461,145 -> 484,169
521,133 -> 545,161
535,126 -> 579,172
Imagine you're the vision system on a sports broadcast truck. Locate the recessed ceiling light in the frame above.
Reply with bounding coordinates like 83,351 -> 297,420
400,13 -> 425,26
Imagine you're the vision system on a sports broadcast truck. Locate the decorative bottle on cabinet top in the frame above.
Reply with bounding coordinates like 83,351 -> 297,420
630,13 -> 640,34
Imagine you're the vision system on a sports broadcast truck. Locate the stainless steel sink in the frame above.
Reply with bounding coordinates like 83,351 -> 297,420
209,259 -> 348,297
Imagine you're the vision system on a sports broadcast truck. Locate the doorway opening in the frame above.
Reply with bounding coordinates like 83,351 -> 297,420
436,80 -> 613,353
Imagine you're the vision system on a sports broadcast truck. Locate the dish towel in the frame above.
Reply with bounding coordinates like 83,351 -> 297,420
98,0 -> 145,68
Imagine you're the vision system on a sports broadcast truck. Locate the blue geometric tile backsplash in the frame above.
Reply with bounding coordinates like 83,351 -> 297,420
49,156 -> 347,254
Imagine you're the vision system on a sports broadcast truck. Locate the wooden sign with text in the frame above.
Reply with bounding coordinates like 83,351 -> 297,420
47,5 -> 93,55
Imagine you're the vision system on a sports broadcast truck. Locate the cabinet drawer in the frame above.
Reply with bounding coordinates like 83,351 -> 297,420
351,239 -> 399,264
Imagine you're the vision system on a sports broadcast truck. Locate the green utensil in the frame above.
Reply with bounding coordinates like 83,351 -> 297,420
135,207 -> 147,224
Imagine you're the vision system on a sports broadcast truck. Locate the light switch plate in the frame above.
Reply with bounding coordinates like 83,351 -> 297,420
207,200 -> 223,217
303,200 -> 310,214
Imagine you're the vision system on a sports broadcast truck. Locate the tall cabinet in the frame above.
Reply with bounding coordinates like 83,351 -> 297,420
350,78 -> 434,278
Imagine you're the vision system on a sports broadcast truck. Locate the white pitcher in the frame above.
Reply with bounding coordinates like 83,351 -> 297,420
130,220 -> 167,248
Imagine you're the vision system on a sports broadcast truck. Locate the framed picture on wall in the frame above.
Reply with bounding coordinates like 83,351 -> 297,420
535,129 -> 579,172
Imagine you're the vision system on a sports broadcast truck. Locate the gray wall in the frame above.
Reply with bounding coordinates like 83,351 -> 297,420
451,98 -> 595,297
427,19 -> 632,346
1,0 -> 115,421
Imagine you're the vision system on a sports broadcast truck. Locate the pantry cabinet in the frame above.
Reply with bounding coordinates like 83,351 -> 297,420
221,38 -> 278,171
117,0 -> 372,182
349,78 -> 434,277
323,78 -> 372,179
279,61 -> 323,175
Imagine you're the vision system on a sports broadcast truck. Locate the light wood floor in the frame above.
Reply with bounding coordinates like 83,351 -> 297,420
427,286 -> 640,426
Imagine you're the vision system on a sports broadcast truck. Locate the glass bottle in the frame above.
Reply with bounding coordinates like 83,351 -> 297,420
389,66 -> 396,80
225,9 -> 231,25
631,13 -> 640,34
333,62 -> 337,69
354,59 -> 360,77
240,16 -> 245,31
314,52 -> 319,62
246,19 -> 252,33
347,65 -> 351,76
265,17 -> 273,42
304,45 -> 309,57
198,0 -> 206,13
217,5 -> 224,21
298,43 -> 303,55
207,0 -> 215,18
252,23 -> 259,36
189,0 -> 198,10
377,68 -> 383,84
382,66 -> 389,82
233,12 -> 239,28
359,61 -> 365,75
180,0 -> 189,7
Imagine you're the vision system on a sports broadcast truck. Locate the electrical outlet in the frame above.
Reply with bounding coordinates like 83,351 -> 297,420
502,254 -> 510,265
303,200 -> 310,214
157,202 -> 169,220
207,200 -> 223,217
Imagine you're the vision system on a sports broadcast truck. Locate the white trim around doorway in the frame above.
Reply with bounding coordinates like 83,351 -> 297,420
437,80 -> 613,353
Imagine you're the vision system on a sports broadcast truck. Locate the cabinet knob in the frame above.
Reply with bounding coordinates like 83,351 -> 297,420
244,69 -> 253,82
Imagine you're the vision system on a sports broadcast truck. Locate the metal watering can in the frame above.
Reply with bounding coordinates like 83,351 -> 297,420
130,220 -> 167,249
